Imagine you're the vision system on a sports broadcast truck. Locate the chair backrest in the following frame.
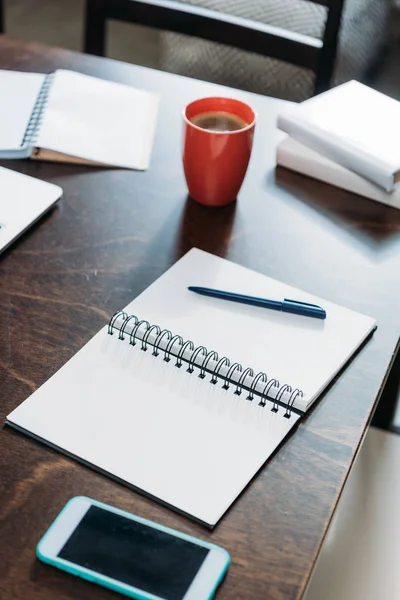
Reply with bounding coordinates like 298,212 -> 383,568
84,0 -> 346,95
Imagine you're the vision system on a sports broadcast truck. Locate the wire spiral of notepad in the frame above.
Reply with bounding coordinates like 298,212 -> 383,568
108,311 -> 304,418
22,72 -> 55,149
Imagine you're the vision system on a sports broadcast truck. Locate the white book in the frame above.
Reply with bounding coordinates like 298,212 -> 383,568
276,137 -> 400,210
6,249 -> 376,527
0,166 -> 62,254
0,69 -> 160,170
277,81 -> 400,192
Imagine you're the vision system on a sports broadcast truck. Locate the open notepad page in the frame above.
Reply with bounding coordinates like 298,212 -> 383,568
35,70 -> 159,170
0,70 -> 45,155
6,249 -> 376,526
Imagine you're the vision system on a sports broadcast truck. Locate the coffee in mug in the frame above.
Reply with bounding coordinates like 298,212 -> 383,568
190,111 -> 248,132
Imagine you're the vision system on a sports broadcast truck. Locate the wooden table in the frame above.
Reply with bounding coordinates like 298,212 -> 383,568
1,36 -> 400,600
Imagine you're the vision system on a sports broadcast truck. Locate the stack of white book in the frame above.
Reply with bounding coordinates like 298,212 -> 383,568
276,80 -> 400,209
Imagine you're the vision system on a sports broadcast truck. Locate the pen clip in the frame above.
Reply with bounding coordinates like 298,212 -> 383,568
283,298 -> 327,319
284,298 -> 323,309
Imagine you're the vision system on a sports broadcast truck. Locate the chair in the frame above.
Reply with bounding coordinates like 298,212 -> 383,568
84,0 -> 346,98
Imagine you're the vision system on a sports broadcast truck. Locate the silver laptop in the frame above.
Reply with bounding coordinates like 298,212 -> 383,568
0,166 -> 62,254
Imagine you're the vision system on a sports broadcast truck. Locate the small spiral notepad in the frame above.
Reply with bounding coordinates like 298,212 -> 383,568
0,69 -> 159,169
6,249 -> 376,526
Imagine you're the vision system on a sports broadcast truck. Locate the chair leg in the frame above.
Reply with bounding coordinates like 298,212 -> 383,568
371,344 -> 400,433
84,0 -> 107,56
0,0 -> 4,34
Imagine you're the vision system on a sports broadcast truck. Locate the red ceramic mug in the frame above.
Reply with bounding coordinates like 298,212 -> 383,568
183,97 -> 256,207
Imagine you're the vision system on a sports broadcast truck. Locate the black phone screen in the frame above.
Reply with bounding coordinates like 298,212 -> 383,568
57,505 -> 209,600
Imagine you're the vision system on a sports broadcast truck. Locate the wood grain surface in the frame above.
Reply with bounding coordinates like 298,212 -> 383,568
0,35 -> 400,600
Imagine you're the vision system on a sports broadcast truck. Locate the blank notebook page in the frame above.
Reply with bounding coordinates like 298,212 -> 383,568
6,249 -> 376,526
37,70 -> 159,169
0,71 -> 45,150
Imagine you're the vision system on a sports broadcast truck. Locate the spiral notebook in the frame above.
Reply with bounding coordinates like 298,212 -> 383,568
6,249 -> 376,526
0,69 -> 159,170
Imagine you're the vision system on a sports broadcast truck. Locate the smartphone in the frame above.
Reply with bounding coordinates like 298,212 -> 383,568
36,497 -> 230,600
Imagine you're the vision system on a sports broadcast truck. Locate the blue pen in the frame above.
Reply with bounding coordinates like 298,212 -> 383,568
188,286 -> 327,320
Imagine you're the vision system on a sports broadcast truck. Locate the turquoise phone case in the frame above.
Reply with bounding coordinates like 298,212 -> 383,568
36,496 -> 230,600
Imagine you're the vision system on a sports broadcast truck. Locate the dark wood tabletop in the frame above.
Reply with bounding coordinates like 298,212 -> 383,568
1,35 -> 400,600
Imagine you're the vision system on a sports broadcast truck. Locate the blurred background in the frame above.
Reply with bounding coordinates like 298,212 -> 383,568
2,0 -> 400,101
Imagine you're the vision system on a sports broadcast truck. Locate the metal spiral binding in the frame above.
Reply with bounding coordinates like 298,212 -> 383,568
21,72 -> 55,151
108,311 -> 304,418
